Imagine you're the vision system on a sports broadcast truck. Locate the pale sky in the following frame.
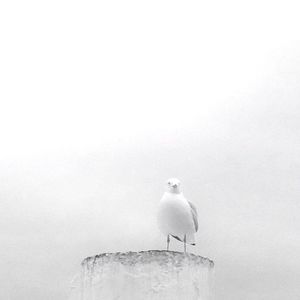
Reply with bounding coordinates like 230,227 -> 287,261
0,0 -> 300,299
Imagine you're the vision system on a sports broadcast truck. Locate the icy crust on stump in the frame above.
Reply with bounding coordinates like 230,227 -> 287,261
77,250 -> 214,300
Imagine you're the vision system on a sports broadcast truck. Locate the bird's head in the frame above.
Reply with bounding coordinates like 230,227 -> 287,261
166,178 -> 181,193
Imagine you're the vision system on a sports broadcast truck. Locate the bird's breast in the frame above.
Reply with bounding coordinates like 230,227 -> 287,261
157,193 -> 195,236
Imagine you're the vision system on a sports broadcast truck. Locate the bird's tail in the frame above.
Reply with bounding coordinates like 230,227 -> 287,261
171,233 -> 196,246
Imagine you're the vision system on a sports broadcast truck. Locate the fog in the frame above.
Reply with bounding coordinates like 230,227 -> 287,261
1,0 -> 300,299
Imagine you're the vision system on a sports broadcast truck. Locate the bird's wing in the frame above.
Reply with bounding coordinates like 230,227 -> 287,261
171,234 -> 196,246
188,201 -> 198,232
171,235 -> 183,242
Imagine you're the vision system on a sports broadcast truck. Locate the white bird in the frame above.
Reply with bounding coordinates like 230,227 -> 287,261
157,178 -> 198,253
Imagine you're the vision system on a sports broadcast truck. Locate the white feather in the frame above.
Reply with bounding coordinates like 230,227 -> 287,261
157,189 -> 197,245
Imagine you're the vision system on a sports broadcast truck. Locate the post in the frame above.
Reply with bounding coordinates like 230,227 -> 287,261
70,250 -> 214,300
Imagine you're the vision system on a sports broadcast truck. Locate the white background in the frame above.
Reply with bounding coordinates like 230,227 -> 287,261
1,0 -> 300,299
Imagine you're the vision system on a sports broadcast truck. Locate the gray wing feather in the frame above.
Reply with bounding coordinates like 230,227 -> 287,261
171,235 -> 183,242
188,201 -> 198,232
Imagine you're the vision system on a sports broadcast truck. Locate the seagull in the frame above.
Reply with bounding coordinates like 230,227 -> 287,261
157,178 -> 198,253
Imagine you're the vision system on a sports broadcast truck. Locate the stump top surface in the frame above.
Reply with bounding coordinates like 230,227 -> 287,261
82,250 -> 214,269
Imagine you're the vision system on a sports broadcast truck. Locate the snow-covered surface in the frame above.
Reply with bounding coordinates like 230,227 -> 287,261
70,250 -> 214,300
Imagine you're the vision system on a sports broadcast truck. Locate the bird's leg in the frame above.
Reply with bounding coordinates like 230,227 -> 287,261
184,234 -> 187,253
167,234 -> 170,251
